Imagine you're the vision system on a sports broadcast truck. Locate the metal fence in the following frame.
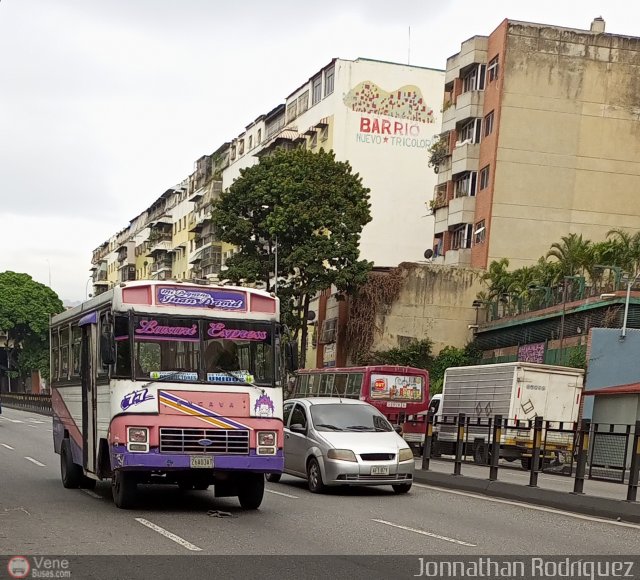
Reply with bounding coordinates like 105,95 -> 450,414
418,413 -> 640,502
1,393 -> 52,416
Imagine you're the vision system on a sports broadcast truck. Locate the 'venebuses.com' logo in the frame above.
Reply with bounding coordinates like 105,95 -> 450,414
7,556 -> 31,579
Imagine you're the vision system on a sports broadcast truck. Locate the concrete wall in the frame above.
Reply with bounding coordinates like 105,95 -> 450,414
488,22 -> 640,269
592,394 -> 640,426
584,328 -> 640,418
372,264 -> 485,354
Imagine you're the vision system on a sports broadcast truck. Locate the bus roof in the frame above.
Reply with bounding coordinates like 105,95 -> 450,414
51,280 -> 279,326
296,365 -> 428,375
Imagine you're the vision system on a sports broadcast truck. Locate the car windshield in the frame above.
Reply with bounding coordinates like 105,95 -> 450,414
310,404 -> 393,432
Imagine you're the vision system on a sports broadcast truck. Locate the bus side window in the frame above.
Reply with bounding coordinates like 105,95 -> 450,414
60,326 -> 70,380
98,313 -> 109,375
308,374 -> 318,396
300,374 -> 309,396
346,373 -> 363,397
334,374 -> 347,396
71,325 -> 82,378
51,328 -> 60,381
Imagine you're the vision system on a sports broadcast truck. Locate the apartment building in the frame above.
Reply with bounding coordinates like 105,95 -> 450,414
432,18 -> 640,269
91,57 -> 444,294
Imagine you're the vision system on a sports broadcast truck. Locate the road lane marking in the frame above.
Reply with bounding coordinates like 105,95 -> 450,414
27,425 -> 39,429
1,444 -> 14,450
81,489 -> 102,499
412,483 -> 640,530
27,419 -> 45,424
373,519 -> 476,547
266,489 -> 299,499
8,419 -> 23,423
135,518 -> 202,552
24,457 -> 46,467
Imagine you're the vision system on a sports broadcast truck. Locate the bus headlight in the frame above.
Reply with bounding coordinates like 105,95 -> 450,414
258,431 -> 276,446
128,427 -> 148,443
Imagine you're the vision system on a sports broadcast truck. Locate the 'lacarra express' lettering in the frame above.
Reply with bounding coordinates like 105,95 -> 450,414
208,322 -> 267,341
135,320 -> 198,336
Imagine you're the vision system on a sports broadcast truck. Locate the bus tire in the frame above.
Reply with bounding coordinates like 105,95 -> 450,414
307,457 -> 325,494
265,473 -> 281,483
237,473 -> 264,510
392,483 -> 412,494
60,439 -> 83,489
112,470 -> 137,509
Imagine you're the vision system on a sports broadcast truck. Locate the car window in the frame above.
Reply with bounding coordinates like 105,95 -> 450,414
283,402 -> 295,427
289,403 -> 308,429
310,403 -> 393,432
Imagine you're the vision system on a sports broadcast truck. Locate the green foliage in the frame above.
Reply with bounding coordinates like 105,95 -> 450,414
429,344 -> 481,394
211,148 -> 372,366
566,345 -> 587,370
0,271 -> 64,380
427,134 -> 448,170
371,338 -> 434,368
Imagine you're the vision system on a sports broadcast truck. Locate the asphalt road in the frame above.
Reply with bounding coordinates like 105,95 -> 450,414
1,407 -> 639,557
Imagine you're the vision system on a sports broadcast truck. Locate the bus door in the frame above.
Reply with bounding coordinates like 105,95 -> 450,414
79,313 -> 98,473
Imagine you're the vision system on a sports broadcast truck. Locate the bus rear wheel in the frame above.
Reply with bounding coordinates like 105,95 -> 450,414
60,439 -> 83,489
112,470 -> 137,509
237,474 -> 264,510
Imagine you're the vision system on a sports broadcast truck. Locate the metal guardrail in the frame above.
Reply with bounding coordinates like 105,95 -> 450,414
416,412 -> 640,502
1,393 -> 52,416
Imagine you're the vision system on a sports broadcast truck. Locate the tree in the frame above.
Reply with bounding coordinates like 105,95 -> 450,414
546,233 -> 592,277
371,339 -> 434,368
606,228 -> 640,277
0,272 -> 64,383
429,345 -> 480,394
212,148 -> 372,367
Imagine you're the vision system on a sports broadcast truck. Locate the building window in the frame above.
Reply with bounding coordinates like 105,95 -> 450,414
286,102 -> 298,123
320,126 -> 328,141
319,318 -> 337,344
312,75 -> 322,105
238,139 -> 245,155
484,111 -> 494,137
454,171 -> 477,197
451,224 -> 473,250
310,131 -> 318,148
462,64 -> 486,93
488,56 -> 499,82
474,220 -> 486,245
230,146 -> 236,160
248,135 -> 253,149
298,91 -> 309,114
479,166 -> 490,190
458,118 -> 481,144
324,66 -> 335,96
257,129 -> 262,144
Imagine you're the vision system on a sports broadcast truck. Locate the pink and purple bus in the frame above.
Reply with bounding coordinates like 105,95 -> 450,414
50,281 -> 290,509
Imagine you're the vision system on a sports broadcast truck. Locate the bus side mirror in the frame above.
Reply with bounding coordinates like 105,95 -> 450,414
100,333 -> 115,366
285,343 -> 298,372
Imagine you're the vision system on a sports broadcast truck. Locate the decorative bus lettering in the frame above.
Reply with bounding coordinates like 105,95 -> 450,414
135,319 -> 198,337
207,322 -> 267,341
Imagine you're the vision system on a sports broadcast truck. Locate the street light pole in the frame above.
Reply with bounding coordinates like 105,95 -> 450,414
621,276 -> 637,339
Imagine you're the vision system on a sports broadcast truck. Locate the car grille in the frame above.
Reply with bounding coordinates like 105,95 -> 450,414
159,428 -> 249,455
337,473 -> 412,481
360,453 -> 396,461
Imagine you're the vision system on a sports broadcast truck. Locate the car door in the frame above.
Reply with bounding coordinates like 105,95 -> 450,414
281,401 -> 295,473
284,403 -> 310,477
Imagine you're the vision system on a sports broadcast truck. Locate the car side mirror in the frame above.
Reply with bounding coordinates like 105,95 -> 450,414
394,425 -> 403,434
100,333 -> 115,366
290,423 -> 306,434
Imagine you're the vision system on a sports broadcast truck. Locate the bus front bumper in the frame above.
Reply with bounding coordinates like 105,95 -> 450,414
110,445 -> 284,473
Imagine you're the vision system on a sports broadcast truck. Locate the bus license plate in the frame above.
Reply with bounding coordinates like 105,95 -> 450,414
190,456 -> 213,469
371,466 -> 389,475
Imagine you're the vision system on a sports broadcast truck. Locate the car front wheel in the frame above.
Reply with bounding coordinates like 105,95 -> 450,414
392,483 -> 412,494
307,458 -> 325,494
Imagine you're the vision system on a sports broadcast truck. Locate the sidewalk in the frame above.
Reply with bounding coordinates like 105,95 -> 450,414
413,458 -> 640,524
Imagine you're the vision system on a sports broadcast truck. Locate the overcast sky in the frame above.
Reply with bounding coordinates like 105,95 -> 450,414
1,1 -> 637,304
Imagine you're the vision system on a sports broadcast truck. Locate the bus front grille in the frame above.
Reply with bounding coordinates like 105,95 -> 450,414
159,428 -> 250,454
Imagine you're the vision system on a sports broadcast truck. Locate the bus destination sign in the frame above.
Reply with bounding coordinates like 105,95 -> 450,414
156,287 -> 246,310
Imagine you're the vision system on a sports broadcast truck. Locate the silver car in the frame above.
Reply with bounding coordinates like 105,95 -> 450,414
266,398 -> 414,493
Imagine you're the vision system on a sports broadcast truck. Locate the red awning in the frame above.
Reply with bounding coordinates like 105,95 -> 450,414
584,383 -> 640,397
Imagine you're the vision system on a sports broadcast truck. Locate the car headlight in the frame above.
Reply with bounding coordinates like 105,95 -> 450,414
258,431 -> 276,446
127,427 -> 148,443
399,448 -> 414,462
327,449 -> 357,462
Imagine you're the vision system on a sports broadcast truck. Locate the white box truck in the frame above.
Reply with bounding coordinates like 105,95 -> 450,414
433,362 -> 584,469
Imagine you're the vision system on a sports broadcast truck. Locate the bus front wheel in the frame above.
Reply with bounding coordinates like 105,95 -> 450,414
60,439 -> 83,489
112,470 -> 137,509
237,474 -> 264,510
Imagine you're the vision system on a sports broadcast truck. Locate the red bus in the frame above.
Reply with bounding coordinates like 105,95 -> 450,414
289,365 -> 429,427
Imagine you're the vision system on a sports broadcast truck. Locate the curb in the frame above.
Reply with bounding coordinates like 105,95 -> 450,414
413,470 -> 640,524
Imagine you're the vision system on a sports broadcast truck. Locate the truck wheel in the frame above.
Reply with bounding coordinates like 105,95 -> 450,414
112,470 -> 137,509
237,474 -> 264,510
60,439 -> 83,489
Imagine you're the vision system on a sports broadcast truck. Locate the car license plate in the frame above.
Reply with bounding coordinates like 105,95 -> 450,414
371,465 -> 389,475
190,456 -> 213,469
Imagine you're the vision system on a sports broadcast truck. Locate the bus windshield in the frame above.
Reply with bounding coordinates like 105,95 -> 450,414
115,315 -> 275,385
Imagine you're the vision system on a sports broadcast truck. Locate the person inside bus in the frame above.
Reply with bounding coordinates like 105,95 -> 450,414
205,341 -> 240,372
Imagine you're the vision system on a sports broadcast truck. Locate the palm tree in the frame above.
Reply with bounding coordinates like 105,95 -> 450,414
546,233 -> 592,277
606,229 -> 640,277
481,258 -> 511,300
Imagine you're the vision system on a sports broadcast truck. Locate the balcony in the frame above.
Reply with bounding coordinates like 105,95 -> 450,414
455,90 -> 484,124
451,142 -> 480,175
433,207 -> 449,235
151,259 -> 172,274
146,233 -> 173,256
189,186 -> 206,203
93,270 -> 108,285
444,248 -> 472,266
441,103 -> 457,133
445,36 -> 488,85
447,196 -> 476,227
